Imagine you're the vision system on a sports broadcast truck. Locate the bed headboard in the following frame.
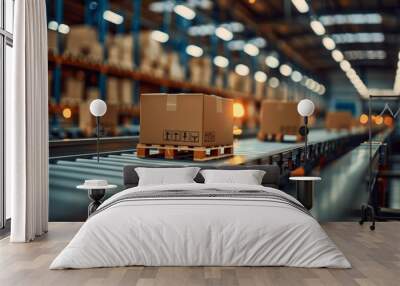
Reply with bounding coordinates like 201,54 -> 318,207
123,164 -> 282,189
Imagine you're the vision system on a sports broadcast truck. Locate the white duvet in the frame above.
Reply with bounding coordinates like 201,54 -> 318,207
50,183 -> 351,269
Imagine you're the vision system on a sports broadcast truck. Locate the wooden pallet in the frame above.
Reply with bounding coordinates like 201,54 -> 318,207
257,132 -> 303,142
136,143 -> 234,161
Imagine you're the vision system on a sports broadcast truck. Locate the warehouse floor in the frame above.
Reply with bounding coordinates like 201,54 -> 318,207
1,222 -> 398,286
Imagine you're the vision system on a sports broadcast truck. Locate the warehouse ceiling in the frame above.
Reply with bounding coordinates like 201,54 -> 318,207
234,0 -> 400,71
54,0 -> 400,84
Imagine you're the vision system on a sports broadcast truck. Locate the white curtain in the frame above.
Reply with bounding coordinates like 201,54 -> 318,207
7,0 -> 49,242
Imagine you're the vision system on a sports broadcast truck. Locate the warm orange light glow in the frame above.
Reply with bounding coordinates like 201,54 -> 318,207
62,107 -> 72,119
375,115 -> 383,125
233,102 -> 245,118
248,0 -> 256,4
359,114 -> 369,124
384,116 -> 393,126
233,126 -> 243,136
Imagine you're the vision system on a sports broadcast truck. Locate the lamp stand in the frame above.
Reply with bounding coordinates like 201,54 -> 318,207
96,116 -> 100,164
304,116 -> 308,163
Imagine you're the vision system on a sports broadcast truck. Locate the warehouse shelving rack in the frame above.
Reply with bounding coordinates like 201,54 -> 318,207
48,53 -> 253,100
46,0 -> 328,140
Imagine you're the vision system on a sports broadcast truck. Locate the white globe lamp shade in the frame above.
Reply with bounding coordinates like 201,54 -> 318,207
297,99 -> 315,117
90,99 -> 107,117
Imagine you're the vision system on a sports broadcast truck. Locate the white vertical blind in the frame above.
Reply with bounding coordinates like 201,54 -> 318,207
5,44 -> 12,220
8,0 -> 48,242
5,0 -> 14,33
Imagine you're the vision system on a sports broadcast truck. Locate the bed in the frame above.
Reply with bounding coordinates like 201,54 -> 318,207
50,165 -> 351,269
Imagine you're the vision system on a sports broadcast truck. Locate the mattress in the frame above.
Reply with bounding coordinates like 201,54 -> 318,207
50,183 -> 351,269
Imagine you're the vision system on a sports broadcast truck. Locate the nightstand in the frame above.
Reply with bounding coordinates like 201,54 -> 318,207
289,176 -> 321,210
77,184 -> 117,217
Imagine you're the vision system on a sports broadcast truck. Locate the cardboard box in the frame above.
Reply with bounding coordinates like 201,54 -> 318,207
121,79 -> 133,105
259,100 -> 302,136
62,78 -> 84,105
79,102 -> 119,137
107,34 -> 134,69
189,57 -> 211,86
64,25 -> 103,61
325,111 -> 353,130
140,31 -> 162,63
140,93 -> 233,147
255,81 -> 265,100
215,71 -> 224,88
167,52 -> 185,80
107,78 -> 120,104
86,87 -> 100,101
66,25 -> 98,47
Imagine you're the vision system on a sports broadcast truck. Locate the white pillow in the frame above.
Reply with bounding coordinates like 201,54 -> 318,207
135,167 -> 200,186
200,169 -> 266,185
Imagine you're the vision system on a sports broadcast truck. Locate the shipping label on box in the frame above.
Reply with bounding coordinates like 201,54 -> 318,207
164,130 -> 200,143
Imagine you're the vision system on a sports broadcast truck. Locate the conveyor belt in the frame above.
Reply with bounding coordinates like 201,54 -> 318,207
49,129 -> 370,221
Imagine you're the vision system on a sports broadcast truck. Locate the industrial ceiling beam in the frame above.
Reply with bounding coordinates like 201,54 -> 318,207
225,0 -> 316,72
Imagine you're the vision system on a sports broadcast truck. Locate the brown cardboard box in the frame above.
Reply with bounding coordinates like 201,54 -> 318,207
258,100 -> 302,137
325,111 -> 353,130
66,25 -> 98,47
189,57 -> 211,86
140,31 -> 162,63
228,71 -> 240,91
215,71 -> 224,88
107,34 -> 134,69
86,87 -> 100,101
121,79 -> 133,105
64,25 -> 103,61
79,102 -> 119,137
242,76 -> 252,94
167,52 -> 185,81
107,78 -> 120,104
255,81 -> 265,100
140,93 -> 233,147
62,78 -> 84,105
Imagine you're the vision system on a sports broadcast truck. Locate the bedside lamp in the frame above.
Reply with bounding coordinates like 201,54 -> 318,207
90,99 -> 107,163
297,99 -> 315,163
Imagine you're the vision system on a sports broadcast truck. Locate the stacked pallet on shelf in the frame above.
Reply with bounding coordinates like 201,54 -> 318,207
121,79 -> 133,105
255,81 -> 266,100
106,34 -> 136,106
189,57 -> 211,86
64,25 -> 103,62
214,70 -> 225,88
228,71 -> 252,95
107,77 -> 120,105
106,77 -> 134,106
107,33 -> 134,70
166,52 -> 185,81
86,87 -> 100,102
61,77 -> 84,105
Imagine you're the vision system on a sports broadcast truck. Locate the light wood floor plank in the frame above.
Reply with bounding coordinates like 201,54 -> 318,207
0,222 -> 399,286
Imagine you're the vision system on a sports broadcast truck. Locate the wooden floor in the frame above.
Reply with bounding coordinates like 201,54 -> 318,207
0,222 -> 399,286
